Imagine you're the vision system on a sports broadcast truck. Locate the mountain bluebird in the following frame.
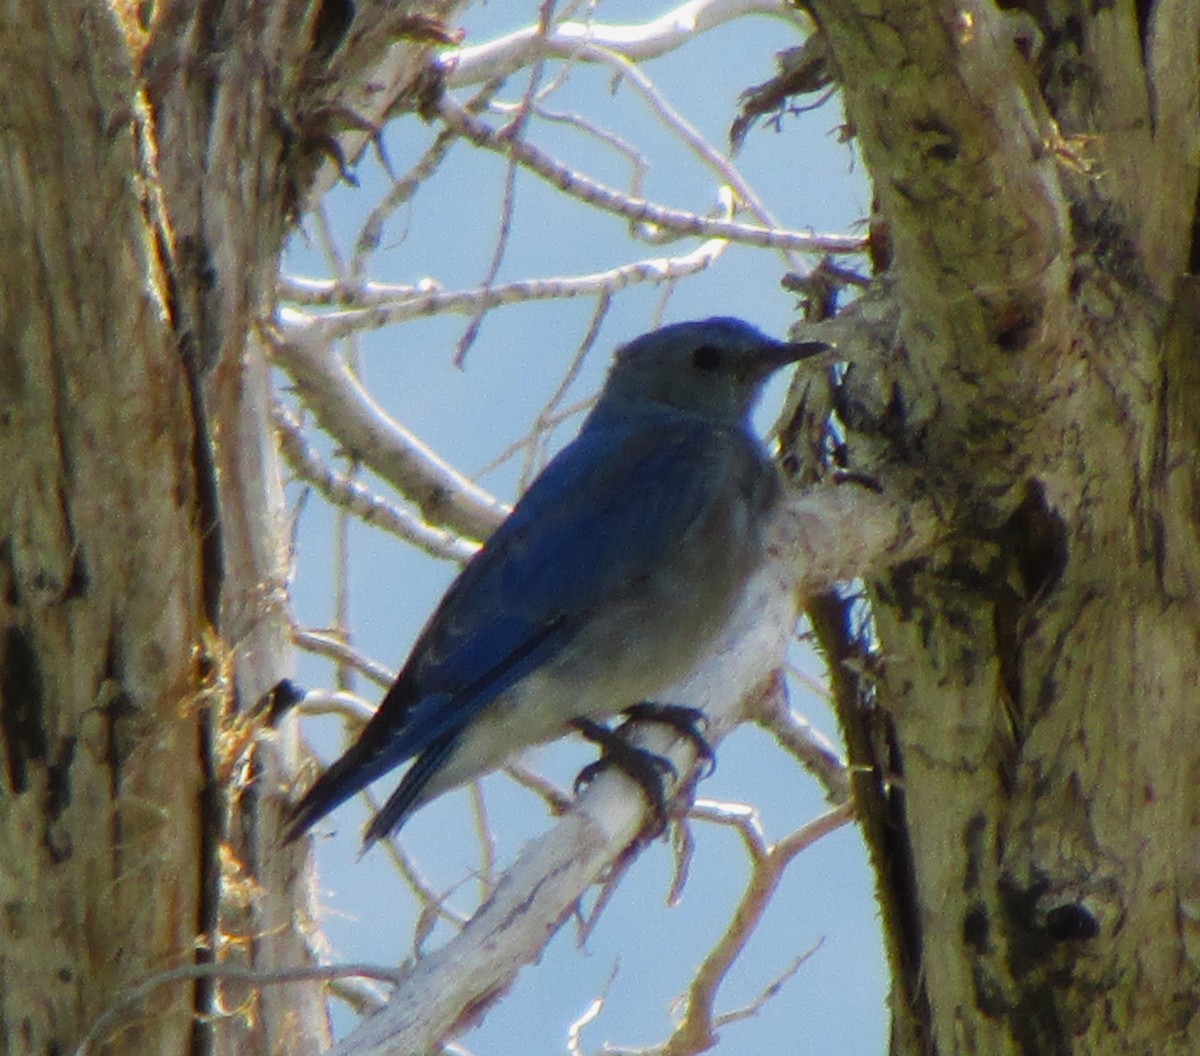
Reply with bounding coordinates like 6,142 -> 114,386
283,317 -> 825,848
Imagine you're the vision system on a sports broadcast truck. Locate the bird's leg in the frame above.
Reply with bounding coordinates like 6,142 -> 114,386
572,718 -> 676,835
620,702 -> 715,777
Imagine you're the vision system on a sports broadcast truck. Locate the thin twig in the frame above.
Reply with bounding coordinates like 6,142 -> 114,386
292,627 -> 397,687
502,762 -> 573,815
664,802 -> 853,1054
279,224 -> 733,322
351,126 -> 461,282
567,960 -> 621,1056
469,782 -> 498,902
709,941 -> 821,1029
275,212 -> 736,359
581,42 -> 801,268
519,292 -> 612,488
749,670 -> 851,804
489,100 -> 650,202
472,395 -> 594,482
72,962 -> 401,1056
296,689 -> 377,726
273,400 -> 478,563
455,0 -> 563,366
437,98 -> 866,254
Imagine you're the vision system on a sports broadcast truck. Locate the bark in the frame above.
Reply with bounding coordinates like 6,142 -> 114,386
0,6 -> 205,1055
0,2 -> 458,1055
803,2 -> 1200,1053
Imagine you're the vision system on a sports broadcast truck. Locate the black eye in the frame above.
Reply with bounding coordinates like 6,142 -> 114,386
692,345 -> 721,370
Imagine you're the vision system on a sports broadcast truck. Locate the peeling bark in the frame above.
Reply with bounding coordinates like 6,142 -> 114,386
0,7 -> 204,1053
804,2 -> 1200,1052
0,2 -> 458,1054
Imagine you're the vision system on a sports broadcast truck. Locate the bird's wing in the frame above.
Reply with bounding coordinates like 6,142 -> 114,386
283,415 -> 763,842
396,414 -> 756,743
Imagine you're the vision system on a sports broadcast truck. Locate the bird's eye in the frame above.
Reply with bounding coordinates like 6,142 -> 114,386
692,345 -> 721,370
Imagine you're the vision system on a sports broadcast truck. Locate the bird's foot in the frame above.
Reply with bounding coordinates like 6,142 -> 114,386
572,704 -> 714,838
621,702 -> 715,777
572,718 -> 676,837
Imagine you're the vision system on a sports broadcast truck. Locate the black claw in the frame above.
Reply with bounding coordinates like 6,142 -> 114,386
622,702 -> 716,777
572,718 -> 676,836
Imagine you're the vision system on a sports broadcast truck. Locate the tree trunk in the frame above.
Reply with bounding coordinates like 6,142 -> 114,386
0,6 -> 207,1054
805,2 -> 1200,1053
0,2 -> 454,1054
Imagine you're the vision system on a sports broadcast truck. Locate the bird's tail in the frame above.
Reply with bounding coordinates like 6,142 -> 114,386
281,734 -> 397,845
359,731 -> 460,848
282,726 -> 464,848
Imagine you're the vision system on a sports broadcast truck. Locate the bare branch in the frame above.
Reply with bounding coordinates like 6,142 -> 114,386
374,828 -> 472,937
350,124 -> 463,283
444,0 -> 809,88
567,961 -> 621,1056
516,292 -> 613,488
73,962 -> 401,1056
709,941 -> 821,1029
296,689 -> 376,725
750,673 -> 850,804
278,274 -> 440,307
453,0 -> 562,367
571,43 -> 800,267
501,761 -> 574,815
468,781 -> 498,901
269,317 -> 509,542
437,99 -> 865,254
273,401 -> 478,563
662,803 -> 852,1055
328,976 -> 391,1018
292,627 -> 397,688
277,213 -> 735,323
688,799 -> 768,861
489,100 -> 650,201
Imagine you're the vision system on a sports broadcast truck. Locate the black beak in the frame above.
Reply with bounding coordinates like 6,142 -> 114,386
751,339 -> 833,377
782,339 -> 832,362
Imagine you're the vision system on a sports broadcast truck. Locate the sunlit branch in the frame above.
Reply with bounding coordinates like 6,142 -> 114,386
278,214 -> 733,323
273,400 -> 477,563
443,0 -> 808,87
292,628 -> 397,688
750,672 -> 850,803
437,98 -> 865,253
270,315 -> 509,541
489,100 -> 650,202
663,803 -> 853,1054
576,42 -> 800,267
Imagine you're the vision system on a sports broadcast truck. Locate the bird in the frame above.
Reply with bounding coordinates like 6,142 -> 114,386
283,317 -> 826,848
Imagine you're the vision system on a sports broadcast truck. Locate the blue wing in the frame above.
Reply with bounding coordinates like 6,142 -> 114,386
284,413 -> 761,841
398,412 -> 752,735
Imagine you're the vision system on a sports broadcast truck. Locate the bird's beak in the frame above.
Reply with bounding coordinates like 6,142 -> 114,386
753,339 -> 832,375
781,339 -> 832,362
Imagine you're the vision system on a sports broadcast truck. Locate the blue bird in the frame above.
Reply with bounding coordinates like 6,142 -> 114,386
283,317 -> 825,848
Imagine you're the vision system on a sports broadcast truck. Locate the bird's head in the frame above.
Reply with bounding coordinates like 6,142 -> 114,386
591,317 -> 827,426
